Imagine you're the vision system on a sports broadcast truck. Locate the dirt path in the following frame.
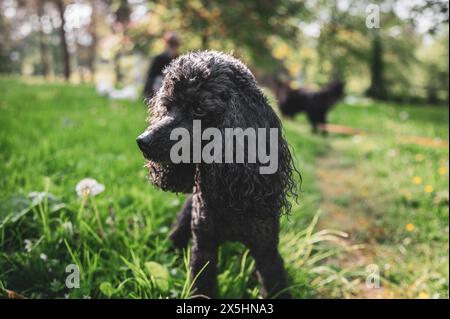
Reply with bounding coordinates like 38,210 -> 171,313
322,123 -> 448,149
315,145 -> 397,298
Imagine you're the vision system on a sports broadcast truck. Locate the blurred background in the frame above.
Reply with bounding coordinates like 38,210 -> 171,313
0,0 -> 448,103
0,0 -> 448,299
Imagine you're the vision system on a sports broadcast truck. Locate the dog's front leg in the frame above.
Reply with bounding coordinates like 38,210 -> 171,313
189,230 -> 218,298
169,195 -> 193,249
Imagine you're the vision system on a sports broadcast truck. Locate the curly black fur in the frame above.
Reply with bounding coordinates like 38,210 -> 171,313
137,51 -> 299,298
276,81 -> 345,135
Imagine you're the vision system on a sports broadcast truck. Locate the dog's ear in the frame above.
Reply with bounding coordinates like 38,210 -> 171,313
200,128 -> 299,217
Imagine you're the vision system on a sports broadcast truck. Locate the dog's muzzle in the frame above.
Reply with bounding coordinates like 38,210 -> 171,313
137,116 -> 180,162
136,128 -> 172,163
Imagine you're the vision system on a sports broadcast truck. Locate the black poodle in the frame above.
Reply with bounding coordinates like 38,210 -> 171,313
276,80 -> 345,134
137,51 -> 299,298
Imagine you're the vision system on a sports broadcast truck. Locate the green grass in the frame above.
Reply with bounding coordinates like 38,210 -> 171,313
0,77 -> 448,298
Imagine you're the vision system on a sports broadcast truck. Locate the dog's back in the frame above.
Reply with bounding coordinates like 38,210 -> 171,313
277,80 -> 344,132
312,80 -> 345,111
278,88 -> 310,117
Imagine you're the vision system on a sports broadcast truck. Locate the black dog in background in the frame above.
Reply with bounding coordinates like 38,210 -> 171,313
276,80 -> 345,134
137,51 -> 299,298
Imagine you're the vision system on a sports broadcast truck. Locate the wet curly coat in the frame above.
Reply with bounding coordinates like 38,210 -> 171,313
137,51 -> 299,298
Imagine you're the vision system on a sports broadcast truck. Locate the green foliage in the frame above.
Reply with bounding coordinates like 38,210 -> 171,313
129,0 -> 308,71
1,0 -> 448,103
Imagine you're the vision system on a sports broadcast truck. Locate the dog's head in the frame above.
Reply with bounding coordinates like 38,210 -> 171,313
137,51 -> 299,215
137,51 -> 239,193
325,80 -> 345,101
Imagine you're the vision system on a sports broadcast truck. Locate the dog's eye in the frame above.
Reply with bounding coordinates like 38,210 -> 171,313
192,105 -> 206,117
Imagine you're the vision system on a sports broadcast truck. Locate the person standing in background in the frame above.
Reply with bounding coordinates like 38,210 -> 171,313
143,32 -> 181,99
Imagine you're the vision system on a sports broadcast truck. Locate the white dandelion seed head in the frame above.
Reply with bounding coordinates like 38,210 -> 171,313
76,178 -> 105,197
352,135 -> 362,144
399,111 -> 409,121
387,149 -> 397,158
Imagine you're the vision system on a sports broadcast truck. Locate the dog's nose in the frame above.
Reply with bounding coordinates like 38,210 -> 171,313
136,131 -> 150,152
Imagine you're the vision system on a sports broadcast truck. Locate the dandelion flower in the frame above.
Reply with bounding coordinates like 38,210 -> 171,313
412,176 -> 422,185
76,178 -> 105,197
76,178 -> 106,238
415,154 -> 424,162
364,143 -> 375,151
438,167 -> 448,176
406,223 -> 415,232
424,185 -> 433,193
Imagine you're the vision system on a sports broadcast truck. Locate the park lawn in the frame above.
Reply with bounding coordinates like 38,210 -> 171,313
0,77 -> 448,298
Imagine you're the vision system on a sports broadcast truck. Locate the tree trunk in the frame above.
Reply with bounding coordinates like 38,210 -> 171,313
330,0 -> 342,79
114,50 -> 123,84
88,0 -> 97,81
37,1 -> 51,77
112,0 -> 130,85
55,0 -> 71,80
366,32 -> 387,99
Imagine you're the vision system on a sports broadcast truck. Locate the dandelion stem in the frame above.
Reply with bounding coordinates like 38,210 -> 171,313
90,196 -> 105,238
77,195 -> 87,224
